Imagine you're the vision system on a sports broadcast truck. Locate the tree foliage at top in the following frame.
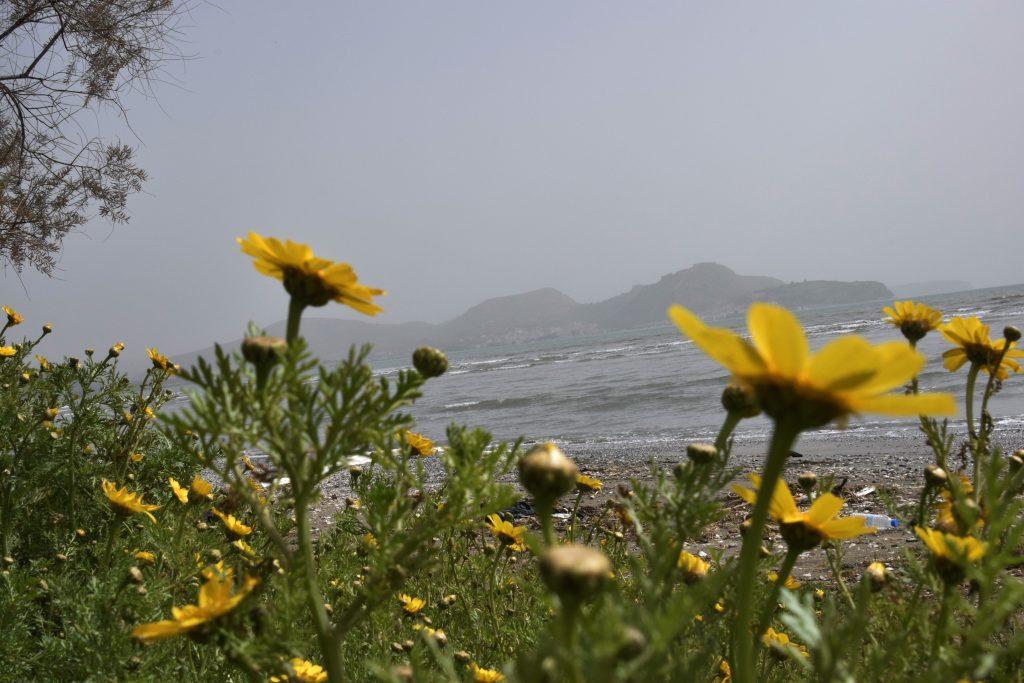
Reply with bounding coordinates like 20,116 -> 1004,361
0,0 -> 189,275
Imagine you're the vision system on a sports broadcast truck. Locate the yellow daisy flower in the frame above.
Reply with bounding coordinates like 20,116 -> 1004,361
131,571 -> 259,642
147,347 -> 175,372
101,480 -> 159,522
576,473 -> 604,493
168,477 -> 189,504
668,303 -> 955,428
211,507 -> 253,538
717,660 -> 732,682
134,550 -> 157,565
940,316 -> 1024,380
405,430 -> 434,457
915,526 -> 986,581
398,593 -> 426,614
762,627 -> 809,658
34,354 -> 49,370
770,573 -> 806,589
0,346 -> 16,357
934,475 -> 981,534
883,301 -> 943,343
190,475 -> 215,501
485,514 -> 526,552
232,539 -> 258,559
469,663 -> 506,682
677,551 -> 709,583
270,658 -> 328,683
237,232 -> 384,314
732,474 -> 875,551
2,306 -> 23,326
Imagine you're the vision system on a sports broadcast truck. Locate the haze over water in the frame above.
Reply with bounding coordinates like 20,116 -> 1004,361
385,286 -> 1024,458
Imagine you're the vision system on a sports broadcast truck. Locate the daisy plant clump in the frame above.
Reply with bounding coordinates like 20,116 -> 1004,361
162,233 -> 521,681
669,302 -> 955,682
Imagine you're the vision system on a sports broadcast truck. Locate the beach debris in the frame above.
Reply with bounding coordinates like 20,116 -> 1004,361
855,486 -> 877,498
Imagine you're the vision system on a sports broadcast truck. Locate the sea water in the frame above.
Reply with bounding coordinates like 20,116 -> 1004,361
374,284 -> 1024,456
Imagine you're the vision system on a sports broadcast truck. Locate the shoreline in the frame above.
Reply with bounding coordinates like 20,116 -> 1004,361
302,425 -> 1023,584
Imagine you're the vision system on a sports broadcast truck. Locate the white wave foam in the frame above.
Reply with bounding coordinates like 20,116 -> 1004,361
444,401 -> 480,409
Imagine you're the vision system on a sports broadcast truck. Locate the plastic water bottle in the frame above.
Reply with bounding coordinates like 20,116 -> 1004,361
852,513 -> 899,530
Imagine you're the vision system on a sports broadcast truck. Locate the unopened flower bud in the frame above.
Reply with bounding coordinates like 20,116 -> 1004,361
1004,326 -> 1022,343
127,566 -> 144,585
84,348 -> 94,357
924,465 -> 948,488
391,665 -> 414,682
241,336 -> 287,367
1010,451 -> 1024,473
539,544 -> 611,602
18,373 -> 29,385
797,471 -> 817,493
68,357 -> 80,369
41,323 -> 52,336
453,650 -> 472,665
518,443 -> 578,502
412,346 -> 448,378
672,461 -> 687,480
616,626 -> 647,661
686,442 -> 716,465
721,384 -> 760,418
865,561 -> 888,592
107,342 -> 124,358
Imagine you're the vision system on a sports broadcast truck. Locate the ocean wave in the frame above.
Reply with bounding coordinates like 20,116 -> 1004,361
443,400 -> 480,409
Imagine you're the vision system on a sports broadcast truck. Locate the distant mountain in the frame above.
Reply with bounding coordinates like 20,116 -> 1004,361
578,262 -> 784,328
890,280 -> 973,298
171,263 -> 893,367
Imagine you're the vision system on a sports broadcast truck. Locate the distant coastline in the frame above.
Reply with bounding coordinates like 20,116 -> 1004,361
170,262 -> 893,370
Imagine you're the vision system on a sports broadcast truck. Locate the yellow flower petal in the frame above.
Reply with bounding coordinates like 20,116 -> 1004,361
849,393 -> 956,417
806,337 -> 878,390
747,303 -> 808,377
804,493 -> 843,526
668,305 -> 764,376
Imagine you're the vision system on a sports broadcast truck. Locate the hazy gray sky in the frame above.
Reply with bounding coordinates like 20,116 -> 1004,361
5,1 -> 1024,360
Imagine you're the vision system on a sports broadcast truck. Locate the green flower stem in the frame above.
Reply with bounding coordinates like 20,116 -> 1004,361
825,546 -> 856,611
295,499 -> 343,682
567,491 -> 583,543
754,546 -> 800,639
537,497 -> 556,547
964,363 -> 981,497
715,411 -> 742,455
916,486 -> 932,529
486,545 -> 506,630
172,507 -> 189,557
930,583 -> 954,663
965,363 -> 980,441
286,297 -> 306,343
731,419 -> 800,683
0,477 -> 13,558
557,601 -> 584,683
976,344 -> 1011,500
101,517 -> 122,574
979,344 -> 1010,439
909,339 -> 920,394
